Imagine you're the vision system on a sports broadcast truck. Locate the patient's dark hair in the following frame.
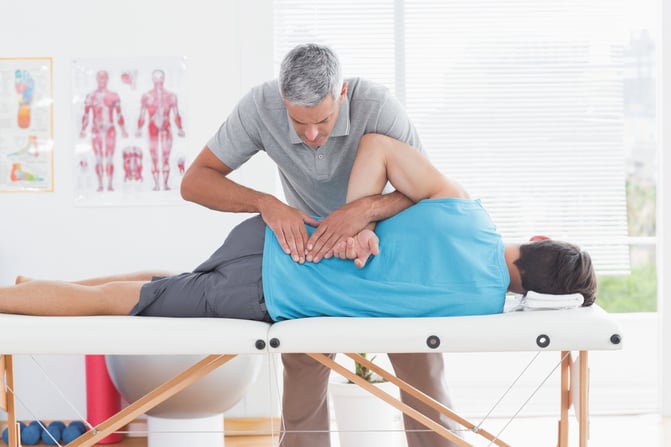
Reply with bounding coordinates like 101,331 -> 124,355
514,240 -> 597,306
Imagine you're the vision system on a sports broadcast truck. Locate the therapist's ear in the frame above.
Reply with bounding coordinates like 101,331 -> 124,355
339,82 -> 348,103
529,235 -> 550,242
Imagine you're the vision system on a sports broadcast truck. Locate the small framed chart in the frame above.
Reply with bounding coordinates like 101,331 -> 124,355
0,57 -> 54,192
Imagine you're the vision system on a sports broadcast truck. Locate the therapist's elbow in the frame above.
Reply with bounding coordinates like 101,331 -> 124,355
180,169 -> 200,202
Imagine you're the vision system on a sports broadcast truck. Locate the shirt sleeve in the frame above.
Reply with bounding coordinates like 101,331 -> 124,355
207,90 -> 264,169
373,91 -> 426,155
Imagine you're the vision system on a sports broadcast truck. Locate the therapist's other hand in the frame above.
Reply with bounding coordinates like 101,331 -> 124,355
306,198 -> 372,263
333,229 -> 380,268
260,197 -> 319,264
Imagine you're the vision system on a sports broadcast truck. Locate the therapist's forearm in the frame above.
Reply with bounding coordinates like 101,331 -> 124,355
181,166 -> 275,213
362,190 -> 415,224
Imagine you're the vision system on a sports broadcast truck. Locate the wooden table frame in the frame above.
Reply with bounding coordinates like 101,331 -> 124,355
1,350 -> 589,447
1,354 -> 234,447
308,351 -> 590,447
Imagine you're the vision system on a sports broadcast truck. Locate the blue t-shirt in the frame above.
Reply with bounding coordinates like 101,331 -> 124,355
262,199 -> 509,321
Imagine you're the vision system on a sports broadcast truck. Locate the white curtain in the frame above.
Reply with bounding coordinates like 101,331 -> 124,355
274,0 -> 629,274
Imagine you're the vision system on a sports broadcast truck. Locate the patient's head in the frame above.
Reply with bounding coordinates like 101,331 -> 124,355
514,239 -> 597,306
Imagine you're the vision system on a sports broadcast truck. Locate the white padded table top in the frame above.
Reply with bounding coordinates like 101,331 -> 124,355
267,305 -> 623,353
0,314 -> 271,355
0,305 -> 622,356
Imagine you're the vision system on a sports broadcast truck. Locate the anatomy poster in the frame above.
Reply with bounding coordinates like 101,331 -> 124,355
72,57 -> 189,206
0,58 -> 54,192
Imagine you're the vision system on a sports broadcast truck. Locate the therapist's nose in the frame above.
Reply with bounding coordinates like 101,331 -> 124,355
304,126 -> 319,142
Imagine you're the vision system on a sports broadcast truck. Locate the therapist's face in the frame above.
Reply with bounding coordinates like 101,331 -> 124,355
285,83 -> 347,148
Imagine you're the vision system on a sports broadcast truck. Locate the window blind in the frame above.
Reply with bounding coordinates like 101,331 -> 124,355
274,0 -> 630,274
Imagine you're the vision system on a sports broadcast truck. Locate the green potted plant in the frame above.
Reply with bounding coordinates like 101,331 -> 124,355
353,353 -> 384,383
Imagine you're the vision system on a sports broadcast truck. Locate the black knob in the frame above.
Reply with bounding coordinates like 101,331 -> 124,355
426,335 -> 441,349
610,334 -> 622,345
255,339 -> 266,350
536,334 -> 550,348
270,338 -> 281,348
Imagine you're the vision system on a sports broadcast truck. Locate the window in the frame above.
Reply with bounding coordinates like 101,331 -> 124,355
274,0 -> 658,311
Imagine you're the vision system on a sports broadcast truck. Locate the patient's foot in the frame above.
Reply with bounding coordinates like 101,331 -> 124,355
15,276 -> 32,284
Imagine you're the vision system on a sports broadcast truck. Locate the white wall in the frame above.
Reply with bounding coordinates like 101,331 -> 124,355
660,0 -> 670,416
1,0 -> 277,420
0,0 -> 665,425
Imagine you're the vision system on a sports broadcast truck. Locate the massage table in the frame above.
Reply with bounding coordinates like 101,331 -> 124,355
0,304 -> 622,447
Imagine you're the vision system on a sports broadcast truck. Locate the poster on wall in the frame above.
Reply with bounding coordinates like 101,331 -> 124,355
72,57 -> 189,206
0,57 -> 54,192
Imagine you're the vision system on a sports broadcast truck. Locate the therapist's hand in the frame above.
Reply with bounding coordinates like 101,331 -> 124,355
306,198 -> 373,263
259,197 -> 319,264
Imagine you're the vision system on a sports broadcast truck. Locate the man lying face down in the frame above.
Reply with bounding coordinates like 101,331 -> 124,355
1,134 -> 596,320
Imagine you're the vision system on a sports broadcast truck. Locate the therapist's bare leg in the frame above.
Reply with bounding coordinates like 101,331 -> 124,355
0,279 -> 144,316
280,353 -> 334,447
389,353 -> 461,447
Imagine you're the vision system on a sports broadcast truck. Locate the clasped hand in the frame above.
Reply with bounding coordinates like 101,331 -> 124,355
331,229 -> 380,268
304,199 -> 376,266
263,198 -> 378,267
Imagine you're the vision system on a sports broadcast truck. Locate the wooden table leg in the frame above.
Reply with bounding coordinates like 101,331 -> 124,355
1,355 -> 18,447
558,351 -> 571,447
579,351 -> 590,447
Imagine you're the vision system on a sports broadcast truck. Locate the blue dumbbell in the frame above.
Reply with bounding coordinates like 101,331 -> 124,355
2,421 -> 27,444
42,421 -> 65,445
62,421 -> 86,443
20,423 -> 40,445
67,421 -> 86,433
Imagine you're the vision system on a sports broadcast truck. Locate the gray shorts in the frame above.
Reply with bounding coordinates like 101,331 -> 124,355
130,215 -> 272,322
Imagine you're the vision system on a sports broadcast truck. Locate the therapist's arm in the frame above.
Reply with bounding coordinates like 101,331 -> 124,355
304,190 -> 413,262
181,146 -> 318,263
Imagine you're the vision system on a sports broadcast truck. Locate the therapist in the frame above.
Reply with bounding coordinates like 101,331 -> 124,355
180,43 -> 457,447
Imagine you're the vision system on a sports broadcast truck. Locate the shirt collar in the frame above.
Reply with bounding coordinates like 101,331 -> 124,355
287,95 -> 351,145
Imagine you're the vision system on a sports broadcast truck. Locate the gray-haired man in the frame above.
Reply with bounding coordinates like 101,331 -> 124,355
181,43 -> 458,447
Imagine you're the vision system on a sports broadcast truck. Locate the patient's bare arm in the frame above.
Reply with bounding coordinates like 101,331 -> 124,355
346,134 -> 469,203
333,134 -> 470,267
332,228 -> 379,268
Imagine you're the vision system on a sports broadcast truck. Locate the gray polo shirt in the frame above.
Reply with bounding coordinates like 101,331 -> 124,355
208,77 -> 423,217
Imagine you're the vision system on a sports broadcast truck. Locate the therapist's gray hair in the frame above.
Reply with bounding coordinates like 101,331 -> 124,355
279,43 -> 343,107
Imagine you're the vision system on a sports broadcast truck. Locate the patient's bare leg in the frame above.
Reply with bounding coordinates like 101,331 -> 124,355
16,271 -> 174,286
72,271 -> 175,286
0,280 -> 144,316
